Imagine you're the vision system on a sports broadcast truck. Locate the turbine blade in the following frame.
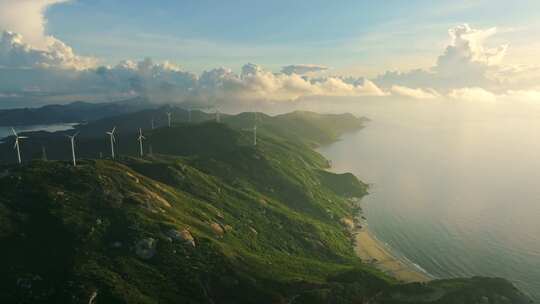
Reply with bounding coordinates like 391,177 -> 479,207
18,136 -> 28,139
11,127 -> 17,136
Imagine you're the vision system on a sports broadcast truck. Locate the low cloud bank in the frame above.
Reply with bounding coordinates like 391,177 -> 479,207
0,33 -> 387,105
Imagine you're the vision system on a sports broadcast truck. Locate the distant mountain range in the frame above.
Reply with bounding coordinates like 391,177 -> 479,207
0,97 -> 157,126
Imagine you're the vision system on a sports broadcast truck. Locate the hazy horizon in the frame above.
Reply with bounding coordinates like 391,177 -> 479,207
318,99 -> 540,300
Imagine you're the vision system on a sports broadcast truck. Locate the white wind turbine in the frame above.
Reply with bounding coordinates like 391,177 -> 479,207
151,117 -> 155,130
67,132 -> 79,166
106,127 -> 117,159
137,128 -> 146,157
166,112 -> 172,127
11,128 -> 28,164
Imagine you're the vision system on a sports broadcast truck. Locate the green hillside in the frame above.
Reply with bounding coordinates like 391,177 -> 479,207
0,113 -> 531,303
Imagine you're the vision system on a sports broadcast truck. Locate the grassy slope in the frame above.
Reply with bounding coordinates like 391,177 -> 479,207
0,113 -> 531,304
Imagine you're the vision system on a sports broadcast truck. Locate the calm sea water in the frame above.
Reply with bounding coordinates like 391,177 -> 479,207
0,123 -> 76,142
318,100 -> 540,300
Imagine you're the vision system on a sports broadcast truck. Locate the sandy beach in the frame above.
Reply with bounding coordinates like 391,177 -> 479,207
354,227 -> 431,283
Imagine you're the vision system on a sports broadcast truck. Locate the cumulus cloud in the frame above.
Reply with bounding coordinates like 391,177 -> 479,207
448,87 -> 497,102
0,0 -> 96,71
191,63 -> 386,103
373,24 -> 540,103
437,24 -> 507,68
0,54 -> 387,105
90,57 -> 197,102
0,0 -> 387,106
1,14 -> 539,107
281,64 -> 329,75
391,85 -> 440,99
0,0 -> 70,49
374,24 -> 526,93
0,31 -> 96,70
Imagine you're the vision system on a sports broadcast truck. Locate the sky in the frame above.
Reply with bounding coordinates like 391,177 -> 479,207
0,0 -> 540,108
45,0 -> 540,74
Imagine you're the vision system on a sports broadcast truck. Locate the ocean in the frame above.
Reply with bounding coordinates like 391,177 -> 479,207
318,100 -> 540,300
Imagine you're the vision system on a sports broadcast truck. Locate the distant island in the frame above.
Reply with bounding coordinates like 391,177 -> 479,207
0,106 -> 531,303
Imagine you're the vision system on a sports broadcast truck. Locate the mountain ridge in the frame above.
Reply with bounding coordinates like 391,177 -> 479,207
0,110 -> 531,303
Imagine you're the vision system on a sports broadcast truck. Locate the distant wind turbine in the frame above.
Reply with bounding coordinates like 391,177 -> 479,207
166,112 -> 172,127
252,125 -> 257,146
137,128 -> 146,157
151,117 -> 155,130
106,127 -> 117,159
242,113 -> 258,146
253,112 -> 258,146
67,132 -> 79,166
11,128 -> 28,164
215,107 -> 221,123
41,145 -> 48,161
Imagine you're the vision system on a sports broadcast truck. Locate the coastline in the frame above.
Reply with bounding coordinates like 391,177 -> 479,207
319,125 -> 432,283
353,224 -> 431,283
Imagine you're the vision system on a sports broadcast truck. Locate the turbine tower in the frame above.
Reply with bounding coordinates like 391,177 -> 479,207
106,127 -> 117,159
253,112 -> 258,146
67,132 -> 79,166
215,107 -> 221,123
253,125 -> 257,146
137,128 -> 146,157
41,146 -> 48,161
166,112 -> 172,127
151,117 -> 155,130
11,128 -> 28,164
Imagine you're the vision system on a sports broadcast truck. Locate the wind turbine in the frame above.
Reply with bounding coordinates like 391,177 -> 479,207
252,112 -> 258,146
151,117 -> 155,130
11,128 -> 28,164
241,113 -> 258,146
41,145 -> 48,161
67,132 -> 79,166
106,127 -> 117,159
166,112 -> 172,127
252,124 -> 257,146
215,107 -> 221,123
137,128 -> 146,157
